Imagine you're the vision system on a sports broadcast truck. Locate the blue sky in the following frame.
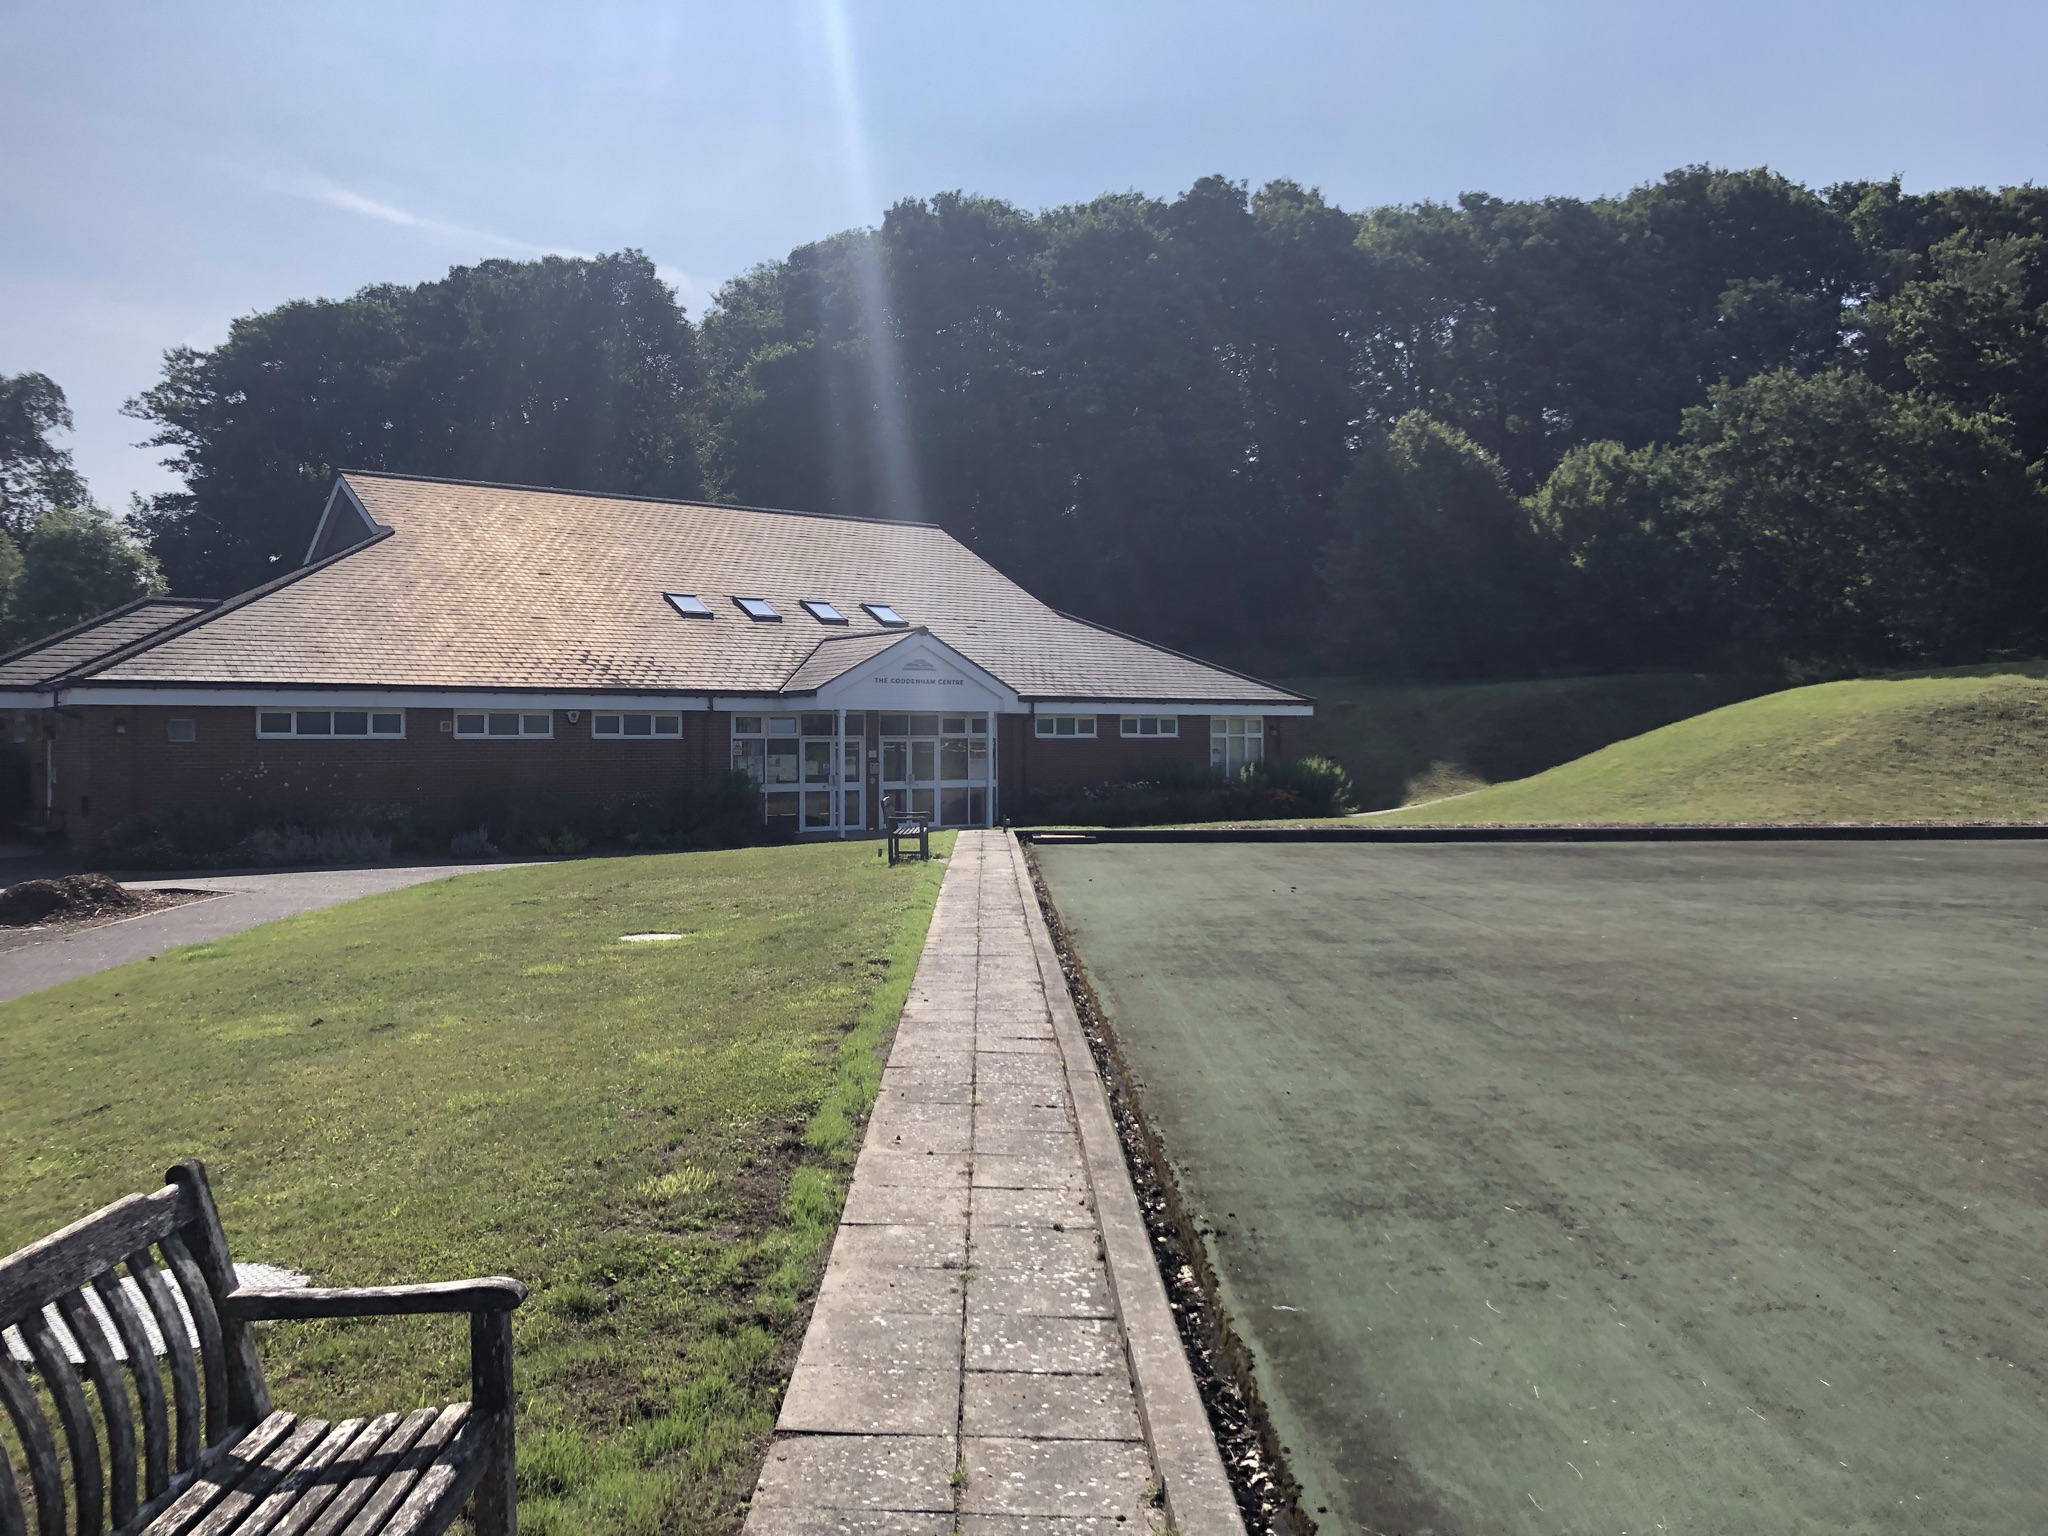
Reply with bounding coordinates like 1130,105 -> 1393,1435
3,0 -> 2044,511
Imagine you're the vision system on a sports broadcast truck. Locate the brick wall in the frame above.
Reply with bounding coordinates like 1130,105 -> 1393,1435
1009,714 -> 1209,799
55,704 -> 736,851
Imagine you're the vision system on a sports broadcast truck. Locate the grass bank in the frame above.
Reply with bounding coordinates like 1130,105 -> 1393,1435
0,838 -> 952,1534
1381,663 -> 2048,824
1286,672 -> 1772,810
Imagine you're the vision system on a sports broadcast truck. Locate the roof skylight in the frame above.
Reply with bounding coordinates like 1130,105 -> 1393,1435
863,603 -> 908,628
733,596 -> 781,621
663,592 -> 713,618
800,600 -> 849,624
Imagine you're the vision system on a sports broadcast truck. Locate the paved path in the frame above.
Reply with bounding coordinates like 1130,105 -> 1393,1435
0,862 -> 528,1003
746,830 -> 1242,1536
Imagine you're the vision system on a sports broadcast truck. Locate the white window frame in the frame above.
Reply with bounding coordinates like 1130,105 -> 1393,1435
1119,716 -> 1179,738
1210,715 -> 1265,773
453,711 -> 554,739
257,708 -> 406,739
1034,715 -> 1098,738
593,712 -> 685,738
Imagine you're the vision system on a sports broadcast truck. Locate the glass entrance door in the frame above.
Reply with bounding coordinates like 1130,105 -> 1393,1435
879,713 -> 989,826
733,712 -> 862,832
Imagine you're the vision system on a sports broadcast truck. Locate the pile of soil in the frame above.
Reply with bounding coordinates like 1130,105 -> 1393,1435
0,873 -> 146,927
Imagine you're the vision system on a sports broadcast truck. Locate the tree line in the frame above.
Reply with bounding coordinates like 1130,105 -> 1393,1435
9,165 -> 2046,677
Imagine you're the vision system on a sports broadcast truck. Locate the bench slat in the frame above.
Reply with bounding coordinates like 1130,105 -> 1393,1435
0,1435 -> 28,1536
127,1258 -> 201,1475
255,1417 -> 395,1536
331,1404 -> 467,1536
0,1191 -> 189,1329
157,1237 -> 228,1452
18,1313 -> 100,1536
92,1272 -> 170,1502
131,1412 -> 293,1536
174,1418 -> 328,1536
55,1287 -> 140,1528
372,1411 -> 493,1536
0,1352 -> 64,1536
223,1417 -> 365,1536
298,1410 -> 439,1536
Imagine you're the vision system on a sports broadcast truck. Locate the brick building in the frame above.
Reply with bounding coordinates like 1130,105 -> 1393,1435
0,474 -> 1310,850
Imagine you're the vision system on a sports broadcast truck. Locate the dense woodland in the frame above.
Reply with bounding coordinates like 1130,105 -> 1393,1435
7,166 -> 2047,677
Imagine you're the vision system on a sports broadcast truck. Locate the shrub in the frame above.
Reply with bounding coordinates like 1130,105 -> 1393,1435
1006,756 -> 1355,827
98,772 -> 776,871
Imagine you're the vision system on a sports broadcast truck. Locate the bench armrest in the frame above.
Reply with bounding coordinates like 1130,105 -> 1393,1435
221,1278 -> 527,1320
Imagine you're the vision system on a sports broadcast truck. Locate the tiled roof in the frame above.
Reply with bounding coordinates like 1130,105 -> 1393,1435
83,475 -> 1306,706
782,629 -> 921,693
0,599 -> 216,689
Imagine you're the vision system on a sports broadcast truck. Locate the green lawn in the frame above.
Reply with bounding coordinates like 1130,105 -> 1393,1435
1285,672 -> 1772,809
0,839 -> 951,1535
1381,663 -> 2048,824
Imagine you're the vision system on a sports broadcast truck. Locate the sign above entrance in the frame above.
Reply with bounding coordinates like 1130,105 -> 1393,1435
806,633 -> 1018,714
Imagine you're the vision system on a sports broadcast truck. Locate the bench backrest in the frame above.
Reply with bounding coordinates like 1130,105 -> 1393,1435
0,1159 -> 269,1536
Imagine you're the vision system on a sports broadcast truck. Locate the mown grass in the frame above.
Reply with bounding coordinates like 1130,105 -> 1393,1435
1381,663 -> 2048,824
0,837 -> 952,1534
1285,672 -> 1773,809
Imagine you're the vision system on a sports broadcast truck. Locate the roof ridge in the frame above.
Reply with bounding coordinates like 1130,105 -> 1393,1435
341,470 -> 947,531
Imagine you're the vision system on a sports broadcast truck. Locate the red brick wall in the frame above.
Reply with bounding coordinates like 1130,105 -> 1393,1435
1008,714 -> 1210,800
57,704 -> 736,851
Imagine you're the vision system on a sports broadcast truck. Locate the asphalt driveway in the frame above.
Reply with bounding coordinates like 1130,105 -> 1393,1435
0,862 -> 530,1003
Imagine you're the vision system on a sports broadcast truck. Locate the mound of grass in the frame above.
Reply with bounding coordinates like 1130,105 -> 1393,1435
0,838 -> 952,1535
1381,663 -> 2048,824
1286,672 -> 1774,810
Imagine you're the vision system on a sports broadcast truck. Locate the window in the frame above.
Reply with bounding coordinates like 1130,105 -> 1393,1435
663,592 -> 713,618
800,600 -> 848,624
454,712 -> 553,738
167,718 -> 196,743
593,713 -> 684,738
1211,716 -> 1265,774
862,603 -> 908,627
733,596 -> 781,621
1120,716 -> 1180,738
1034,715 -> 1098,738
259,710 -> 404,738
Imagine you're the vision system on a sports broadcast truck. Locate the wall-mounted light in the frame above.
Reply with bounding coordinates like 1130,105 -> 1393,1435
566,710 -> 580,723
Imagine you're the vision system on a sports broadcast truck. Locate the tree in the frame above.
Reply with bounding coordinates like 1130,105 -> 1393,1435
127,251 -> 705,597
1537,371 -> 2048,673
1318,413 -> 1551,679
5,505 -> 163,647
0,372 -> 89,541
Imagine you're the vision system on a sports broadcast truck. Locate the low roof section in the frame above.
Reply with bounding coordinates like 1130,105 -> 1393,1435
71,474 -> 1308,710
0,598 -> 217,700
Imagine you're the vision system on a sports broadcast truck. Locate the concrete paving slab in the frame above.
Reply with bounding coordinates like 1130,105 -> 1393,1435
751,1436 -> 957,1514
749,1513 -> 955,1536
958,1438 -> 1157,1519
962,1313 -> 1124,1375
969,1151 -> 1087,1191
851,1147 -> 971,1187
828,1221 -> 969,1272
779,1363 -> 961,1437
970,1189 -> 1097,1228
840,1182 -> 975,1227
958,1517 -> 1146,1536
799,1309 -> 965,1374
813,1264 -> 967,1318
962,1372 -> 1145,1442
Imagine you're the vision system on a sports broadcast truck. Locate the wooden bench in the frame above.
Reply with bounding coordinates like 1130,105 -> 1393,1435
0,1159 -> 525,1536
886,820 -> 930,865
